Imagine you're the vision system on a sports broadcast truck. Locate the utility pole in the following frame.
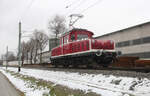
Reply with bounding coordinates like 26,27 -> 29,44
6,46 -> 8,70
18,21 -> 21,72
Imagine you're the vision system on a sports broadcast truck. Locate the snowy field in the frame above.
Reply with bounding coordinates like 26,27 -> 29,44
0,67 -> 150,96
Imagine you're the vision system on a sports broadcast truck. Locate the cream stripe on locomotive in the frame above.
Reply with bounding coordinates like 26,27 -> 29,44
51,49 -> 116,58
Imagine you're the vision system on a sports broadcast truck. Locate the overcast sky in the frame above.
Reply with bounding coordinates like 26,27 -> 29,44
0,0 -> 150,56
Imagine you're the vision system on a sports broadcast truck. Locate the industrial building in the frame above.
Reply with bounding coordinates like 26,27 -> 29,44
49,38 -> 60,51
95,21 -> 150,59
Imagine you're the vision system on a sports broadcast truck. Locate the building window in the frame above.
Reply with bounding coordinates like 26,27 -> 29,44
122,41 -> 130,47
116,36 -> 150,48
116,40 -> 130,47
142,36 -> 150,44
132,39 -> 141,45
116,42 -> 122,47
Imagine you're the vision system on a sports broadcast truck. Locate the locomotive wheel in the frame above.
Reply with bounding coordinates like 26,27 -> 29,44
103,57 -> 113,64
63,64 -> 69,68
86,64 -> 93,68
102,64 -> 109,67
102,57 -> 113,67
73,64 -> 78,68
54,64 -> 58,68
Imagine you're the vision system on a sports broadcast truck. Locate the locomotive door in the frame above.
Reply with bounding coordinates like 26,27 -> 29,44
62,35 -> 70,55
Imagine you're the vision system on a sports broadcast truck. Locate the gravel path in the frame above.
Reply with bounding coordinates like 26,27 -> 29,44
0,72 -> 22,96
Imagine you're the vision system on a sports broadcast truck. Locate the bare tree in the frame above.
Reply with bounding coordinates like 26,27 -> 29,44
19,29 -> 48,65
25,41 -> 31,64
21,41 -> 26,65
28,38 -> 35,64
0,55 -> 4,65
32,30 -> 49,64
21,41 -> 31,65
3,51 -> 16,62
31,29 -> 41,64
48,15 -> 67,46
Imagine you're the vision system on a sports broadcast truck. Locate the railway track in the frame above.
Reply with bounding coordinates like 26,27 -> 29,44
3,64 -> 150,79
95,67 -> 150,73
22,64 -> 150,73
3,64 -> 150,73
20,65 -> 150,79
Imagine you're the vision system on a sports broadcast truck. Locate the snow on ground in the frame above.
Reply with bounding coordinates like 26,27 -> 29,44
1,67 -> 150,96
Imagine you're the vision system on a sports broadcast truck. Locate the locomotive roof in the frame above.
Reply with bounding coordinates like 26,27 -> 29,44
61,28 -> 94,37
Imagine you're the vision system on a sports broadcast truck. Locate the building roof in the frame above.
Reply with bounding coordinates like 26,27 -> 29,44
95,21 -> 150,39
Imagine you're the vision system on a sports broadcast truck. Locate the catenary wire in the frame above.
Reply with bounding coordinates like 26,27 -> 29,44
65,0 -> 82,8
66,0 -> 103,16
20,0 -> 35,20
80,0 -> 103,14
69,0 -> 88,13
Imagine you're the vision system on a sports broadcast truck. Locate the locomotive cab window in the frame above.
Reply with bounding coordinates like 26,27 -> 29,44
61,37 -> 63,45
64,35 -> 69,44
77,34 -> 88,40
71,34 -> 75,41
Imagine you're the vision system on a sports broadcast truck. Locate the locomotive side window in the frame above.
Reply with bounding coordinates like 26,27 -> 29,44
71,34 -> 75,41
64,35 -> 69,44
77,34 -> 88,40
61,37 -> 63,45
64,36 -> 67,44
67,35 -> 69,43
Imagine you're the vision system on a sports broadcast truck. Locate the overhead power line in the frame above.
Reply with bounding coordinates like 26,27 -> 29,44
65,0 -> 82,8
65,0 -> 88,16
66,0 -> 103,16
80,0 -> 103,13
20,0 -> 35,20
69,0 -> 88,12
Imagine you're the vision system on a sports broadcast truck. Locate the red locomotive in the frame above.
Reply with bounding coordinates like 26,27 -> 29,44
51,29 -> 118,67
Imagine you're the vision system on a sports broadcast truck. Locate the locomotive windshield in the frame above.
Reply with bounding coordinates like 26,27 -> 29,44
77,34 -> 88,40
70,30 -> 92,42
